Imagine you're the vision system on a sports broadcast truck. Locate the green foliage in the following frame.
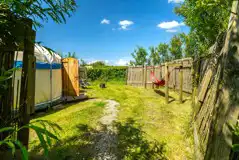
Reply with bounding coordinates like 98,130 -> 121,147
87,66 -> 127,82
0,68 -> 19,98
175,0 -> 233,55
228,123 -> 239,152
157,43 -> 169,62
0,1 -> 76,159
90,61 -> 106,67
1,0 -> 77,28
0,0 -> 77,49
179,32 -> 208,58
148,46 -> 160,66
64,52 -> 77,58
80,58 -> 87,66
131,46 -> 148,66
0,120 -> 61,160
169,35 -> 183,59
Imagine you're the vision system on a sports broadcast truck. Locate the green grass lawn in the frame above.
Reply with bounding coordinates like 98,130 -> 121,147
87,81 -> 193,159
29,81 -> 193,160
29,100 -> 107,159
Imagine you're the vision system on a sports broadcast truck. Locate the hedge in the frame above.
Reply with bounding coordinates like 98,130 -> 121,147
87,66 -> 127,81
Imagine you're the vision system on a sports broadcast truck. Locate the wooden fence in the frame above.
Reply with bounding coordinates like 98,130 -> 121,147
79,67 -> 87,80
127,58 -> 193,93
0,18 -> 36,149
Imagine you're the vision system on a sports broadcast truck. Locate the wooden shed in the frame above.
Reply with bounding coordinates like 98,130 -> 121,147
62,58 -> 80,96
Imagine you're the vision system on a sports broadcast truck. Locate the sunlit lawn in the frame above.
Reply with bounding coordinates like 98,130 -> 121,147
29,100 -> 106,159
29,81 -> 193,160
87,81 -> 193,159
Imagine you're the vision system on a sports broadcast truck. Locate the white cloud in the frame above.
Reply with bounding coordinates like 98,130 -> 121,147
168,0 -> 184,3
114,57 -> 132,66
81,57 -> 132,66
101,18 -> 110,24
157,21 -> 185,29
86,59 -> 109,65
166,29 -> 178,33
105,60 -> 109,64
119,20 -> 134,30
116,59 -> 129,66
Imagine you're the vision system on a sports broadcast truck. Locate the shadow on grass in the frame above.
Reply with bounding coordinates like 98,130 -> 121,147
32,97 -> 98,119
29,118 -> 167,160
154,89 -> 175,103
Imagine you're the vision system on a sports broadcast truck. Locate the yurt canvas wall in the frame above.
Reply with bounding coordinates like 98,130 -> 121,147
14,44 -> 62,112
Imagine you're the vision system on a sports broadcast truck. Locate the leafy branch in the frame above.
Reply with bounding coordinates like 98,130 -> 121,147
0,120 -> 62,160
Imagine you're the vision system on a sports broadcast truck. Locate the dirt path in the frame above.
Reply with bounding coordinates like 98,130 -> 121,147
94,100 -> 119,160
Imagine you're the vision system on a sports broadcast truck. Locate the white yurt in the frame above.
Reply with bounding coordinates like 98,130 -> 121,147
14,44 -> 62,111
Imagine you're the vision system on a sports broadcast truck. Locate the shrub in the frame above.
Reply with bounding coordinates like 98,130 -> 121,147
86,66 -> 127,82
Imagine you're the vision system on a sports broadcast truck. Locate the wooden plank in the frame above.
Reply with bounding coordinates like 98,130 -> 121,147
29,54 -> 36,114
179,63 -> 183,103
18,19 -> 35,148
152,66 -> 155,89
198,69 -> 212,102
142,66 -> 144,87
165,63 -> 169,104
144,66 -> 147,88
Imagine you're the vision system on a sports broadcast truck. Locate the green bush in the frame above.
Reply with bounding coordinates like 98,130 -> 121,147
87,66 -> 127,82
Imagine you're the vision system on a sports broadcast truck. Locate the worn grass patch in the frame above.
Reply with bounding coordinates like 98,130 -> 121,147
29,100 -> 106,159
87,82 -> 193,160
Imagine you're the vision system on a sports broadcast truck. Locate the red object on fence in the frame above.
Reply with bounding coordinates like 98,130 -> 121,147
150,71 -> 166,86
150,70 -> 172,86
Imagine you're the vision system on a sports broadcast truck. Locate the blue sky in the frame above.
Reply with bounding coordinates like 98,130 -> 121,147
36,0 -> 188,65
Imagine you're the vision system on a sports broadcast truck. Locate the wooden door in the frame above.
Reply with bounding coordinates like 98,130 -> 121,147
62,58 -> 80,96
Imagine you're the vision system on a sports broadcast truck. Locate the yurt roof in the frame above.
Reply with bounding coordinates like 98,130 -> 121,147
15,44 -> 61,64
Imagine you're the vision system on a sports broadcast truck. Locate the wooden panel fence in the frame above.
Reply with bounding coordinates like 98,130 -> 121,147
0,18 -> 36,150
79,67 -> 87,80
127,58 -> 193,93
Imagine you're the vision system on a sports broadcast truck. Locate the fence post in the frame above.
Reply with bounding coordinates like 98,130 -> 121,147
152,66 -> 155,89
18,19 -> 36,149
126,67 -> 129,85
141,66 -> 144,87
144,65 -> 147,89
165,63 -> 169,104
179,62 -> 183,103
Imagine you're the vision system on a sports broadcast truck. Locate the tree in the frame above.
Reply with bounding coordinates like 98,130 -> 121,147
178,32 -> 208,58
131,46 -> 148,66
91,61 -> 106,67
1,0 -> 77,28
80,58 -> 87,66
175,0 -> 233,53
148,46 -> 160,65
0,0 -> 77,48
157,43 -> 169,62
169,35 -> 183,60
65,52 -> 77,58
0,1 -> 77,158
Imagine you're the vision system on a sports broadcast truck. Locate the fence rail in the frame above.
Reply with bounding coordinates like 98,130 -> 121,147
127,58 -> 193,93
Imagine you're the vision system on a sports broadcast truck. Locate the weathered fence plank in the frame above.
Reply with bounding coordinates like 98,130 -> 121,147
165,63 -> 169,104
18,19 -> 36,148
179,63 -> 183,103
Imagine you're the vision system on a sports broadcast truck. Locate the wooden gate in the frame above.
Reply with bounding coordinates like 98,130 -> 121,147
62,58 -> 80,96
